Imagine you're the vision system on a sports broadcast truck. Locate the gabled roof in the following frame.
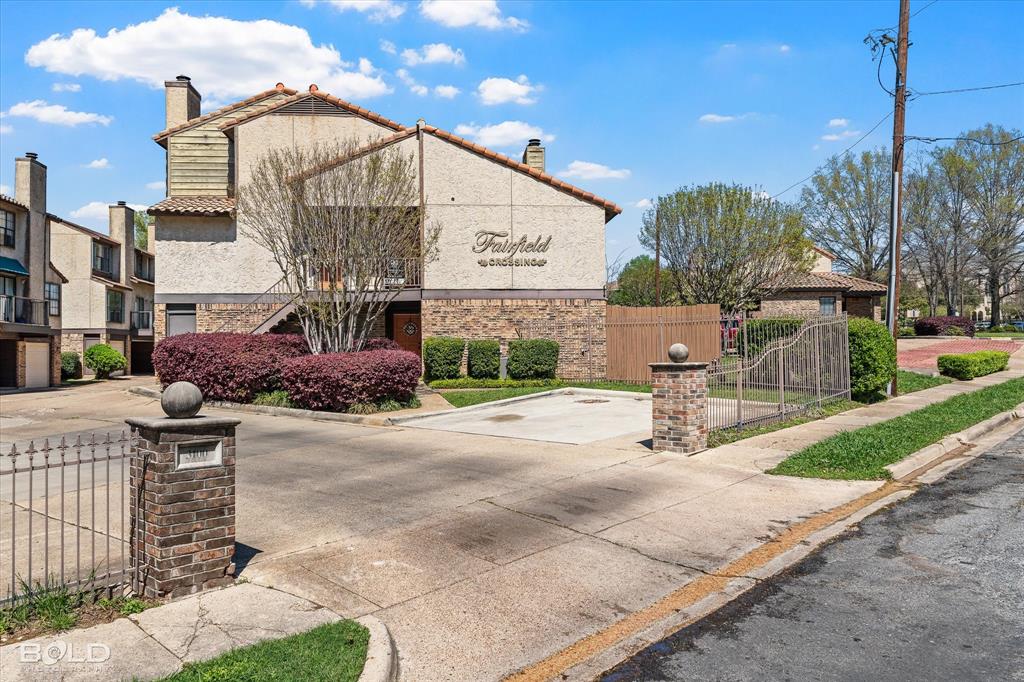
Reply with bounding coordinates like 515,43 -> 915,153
0,194 -> 28,211
152,83 -> 298,145
289,129 -> 418,182
48,262 -> 69,284
780,271 -> 887,294
812,245 -> 837,259
48,213 -> 120,245
148,196 -> 235,217
219,87 -> 406,133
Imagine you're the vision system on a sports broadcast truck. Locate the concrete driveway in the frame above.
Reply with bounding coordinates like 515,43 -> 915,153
0,380 -> 881,681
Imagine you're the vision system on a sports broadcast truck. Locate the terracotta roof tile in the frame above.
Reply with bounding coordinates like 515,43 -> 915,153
148,196 -> 236,217
781,271 -> 887,294
422,125 -> 623,220
0,194 -> 28,211
219,89 -> 406,133
152,84 -> 298,143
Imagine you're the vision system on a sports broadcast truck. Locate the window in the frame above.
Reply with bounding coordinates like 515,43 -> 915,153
0,276 -> 14,322
44,282 -> 61,316
93,242 -> 114,276
106,289 -> 124,323
134,251 -> 154,281
1,209 -> 14,247
819,296 -> 837,316
166,303 -> 196,336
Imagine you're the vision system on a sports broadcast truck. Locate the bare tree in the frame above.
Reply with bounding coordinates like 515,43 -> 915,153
929,147 -> 979,315
902,164 -> 944,316
237,140 -> 439,353
639,183 -> 812,313
800,149 -> 891,281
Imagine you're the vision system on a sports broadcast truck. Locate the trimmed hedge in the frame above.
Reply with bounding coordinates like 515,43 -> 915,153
737,318 -> 804,357
507,339 -> 559,379
848,318 -> 896,401
937,351 -> 1010,380
61,351 -> 82,380
281,350 -> 421,411
361,337 -> 401,351
423,337 -> 463,381
84,343 -> 127,379
467,340 -> 500,379
152,333 -> 307,403
914,315 -> 975,337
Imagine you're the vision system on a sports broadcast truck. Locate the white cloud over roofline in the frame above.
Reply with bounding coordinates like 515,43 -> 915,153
420,0 -> 528,30
453,121 -> 553,148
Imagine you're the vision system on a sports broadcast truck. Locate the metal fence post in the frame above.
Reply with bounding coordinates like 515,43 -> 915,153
735,358 -> 744,430
778,347 -> 786,418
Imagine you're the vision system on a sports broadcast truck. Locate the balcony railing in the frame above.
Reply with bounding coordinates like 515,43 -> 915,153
131,310 -> 153,331
315,257 -> 422,291
0,296 -> 47,325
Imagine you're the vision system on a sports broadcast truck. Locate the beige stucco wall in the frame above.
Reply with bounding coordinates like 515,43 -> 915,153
50,219 -> 134,330
811,252 -> 833,273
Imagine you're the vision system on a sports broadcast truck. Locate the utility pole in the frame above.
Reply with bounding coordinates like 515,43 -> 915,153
654,204 -> 662,307
884,0 -> 910,396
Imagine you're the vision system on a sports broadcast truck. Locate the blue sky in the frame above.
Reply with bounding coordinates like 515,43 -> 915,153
0,0 -> 1021,260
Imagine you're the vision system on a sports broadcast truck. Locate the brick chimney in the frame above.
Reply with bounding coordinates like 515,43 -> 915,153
14,153 -> 47,300
108,201 -> 135,284
164,75 -> 201,129
522,138 -> 545,173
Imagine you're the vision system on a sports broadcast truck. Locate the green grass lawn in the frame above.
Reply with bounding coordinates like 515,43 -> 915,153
769,377 -> 1024,480
708,400 -> 862,448
160,621 -> 369,682
440,380 -> 650,408
896,369 -> 952,393
976,332 -> 1024,339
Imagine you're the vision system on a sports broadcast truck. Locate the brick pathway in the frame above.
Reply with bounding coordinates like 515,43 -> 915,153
898,338 -> 1021,369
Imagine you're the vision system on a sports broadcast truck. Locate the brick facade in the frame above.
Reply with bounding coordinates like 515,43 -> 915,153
127,416 -> 239,599
844,295 -> 882,321
60,331 -> 131,377
650,362 -> 709,454
758,291 -> 837,318
421,298 -> 607,380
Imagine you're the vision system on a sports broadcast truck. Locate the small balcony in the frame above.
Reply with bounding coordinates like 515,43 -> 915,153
314,257 -> 422,292
0,296 -> 47,326
131,310 -> 153,335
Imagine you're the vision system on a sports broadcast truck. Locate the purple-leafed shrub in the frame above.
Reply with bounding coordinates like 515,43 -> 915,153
361,337 -> 401,351
281,350 -> 421,411
152,333 -> 307,402
913,316 -> 975,337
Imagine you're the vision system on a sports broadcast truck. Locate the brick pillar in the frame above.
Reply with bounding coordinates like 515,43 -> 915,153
125,416 -> 240,599
650,361 -> 709,454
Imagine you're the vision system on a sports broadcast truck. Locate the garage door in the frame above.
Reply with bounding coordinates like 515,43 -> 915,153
108,339 -> 126,377
25,341 -> 50,388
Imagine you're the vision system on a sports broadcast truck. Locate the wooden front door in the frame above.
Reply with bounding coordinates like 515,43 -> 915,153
392,313 -> 422,356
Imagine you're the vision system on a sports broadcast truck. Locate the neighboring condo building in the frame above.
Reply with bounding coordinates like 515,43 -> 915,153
759,246 -> 886,320
0,153 -> 64,388
50,203 -> 157,376
148,77 -> 620,378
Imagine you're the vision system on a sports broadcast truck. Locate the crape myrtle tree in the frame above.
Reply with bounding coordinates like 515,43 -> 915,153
639,183 -> 812,313
237,140 -> 440,354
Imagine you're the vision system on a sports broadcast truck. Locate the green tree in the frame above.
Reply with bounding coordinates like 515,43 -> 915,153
639,183 -> 811,313
134,211 -> 151,250
608,255 -> 663,306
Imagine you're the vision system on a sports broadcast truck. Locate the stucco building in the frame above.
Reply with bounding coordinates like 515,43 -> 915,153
148,77 -> 620,377
0,153 -> 64,388
759,246 -> 886,320
50,204 -> 156,375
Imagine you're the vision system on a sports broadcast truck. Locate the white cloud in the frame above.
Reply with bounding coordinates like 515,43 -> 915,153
0,184 -> 10,195
434,84 -> 460,99
559,161 -> 631,180
698,112 -> 756,124
0,124 -> 11,135
634,198 -> 653,209
828,118 -> 849,128
478,75 -> 538,105
6,100 -> 111,126
396,69 -> 428,96
70,201 -> 148,226
779,44 -> 791,53
379,39 -> 397,55
85,158 -> 110,169
52,82 -> 81,92
25,8 -> 391,103
305,0 -> 405,21
453,121 -> 553,148
821,130 -> 861,141
401,43 -> 465,67
145,180 -> 165,190
419,0 -> 527,30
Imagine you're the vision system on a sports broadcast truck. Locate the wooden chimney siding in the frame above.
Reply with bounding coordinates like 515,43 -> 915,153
166,93 -> 291,197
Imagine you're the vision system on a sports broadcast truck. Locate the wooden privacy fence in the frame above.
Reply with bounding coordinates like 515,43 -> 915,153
606,304 -> 722,383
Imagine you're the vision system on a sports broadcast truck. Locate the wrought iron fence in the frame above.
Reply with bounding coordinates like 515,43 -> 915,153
708,314 -> 851,432
1,431 -> 137,606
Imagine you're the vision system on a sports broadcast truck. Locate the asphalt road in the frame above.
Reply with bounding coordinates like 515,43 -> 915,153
602,427 -> 1024,682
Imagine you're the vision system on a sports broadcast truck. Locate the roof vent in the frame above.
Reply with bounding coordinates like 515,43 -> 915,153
117,200 -> 127,206
25,152 -> 38,160
176,75 -> 191,82
527,139 -> 541,147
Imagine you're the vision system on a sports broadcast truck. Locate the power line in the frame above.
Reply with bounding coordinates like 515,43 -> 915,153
771,112 -> 893,199
911,81 -> 1024,97
906,134 -> 1024,145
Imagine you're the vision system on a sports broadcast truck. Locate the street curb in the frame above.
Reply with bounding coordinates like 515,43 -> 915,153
356,615 -> 399,682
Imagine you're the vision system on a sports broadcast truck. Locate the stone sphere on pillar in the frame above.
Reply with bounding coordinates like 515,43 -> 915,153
668,343 -> 690,363
161,381 -> 204,419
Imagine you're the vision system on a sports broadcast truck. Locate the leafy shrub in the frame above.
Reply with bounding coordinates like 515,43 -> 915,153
914,315 -> 975,337
899,327 -> 916,337
83,344 -> 126,379
423,337 -> 463,381
347,396 -> 421,415
281,350 -> 421,412
252,390 -> 295,408
848,318 -> 896,401
990,323 -> 1021,333
152,333 -> 307,403
946,326 -> 965,336
507,339 -> 560,379
60,352 -> 82,380
428,377 -> 563,389
361,337 -> 401,351
937,351 -> 1010,380
737,318 -> 804,357
467,340 -> 500,379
